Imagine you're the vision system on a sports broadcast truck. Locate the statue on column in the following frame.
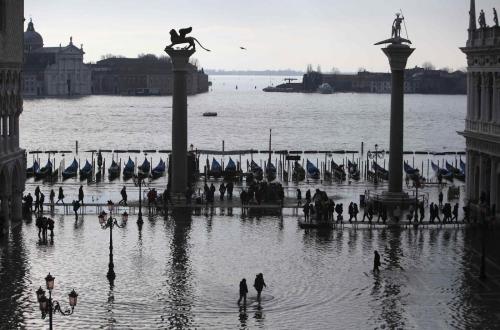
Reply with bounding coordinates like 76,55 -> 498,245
392,13 -> 404,38
478,9 -> 487,28
494,8 -> 499,27
165,27 -> 211,52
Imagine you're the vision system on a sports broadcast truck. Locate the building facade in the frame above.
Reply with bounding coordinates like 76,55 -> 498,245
23,20 -> 91,96
91,56 -> 209,96
0,0 -> 26,235
460,1 -> 500,220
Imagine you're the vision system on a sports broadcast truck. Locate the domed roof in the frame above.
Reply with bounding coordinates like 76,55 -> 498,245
24,19 -> 43,51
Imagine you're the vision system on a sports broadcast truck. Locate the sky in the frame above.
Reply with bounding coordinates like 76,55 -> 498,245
24,0 -> 497,72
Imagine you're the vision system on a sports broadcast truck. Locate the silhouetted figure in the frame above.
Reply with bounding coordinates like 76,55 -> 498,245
479,9 -> 487,28
353,203 -> 359,222
25,193 -> 33,212
434,204 -> 441,223
36,216 -> 43,238
438,191 -> 443,207
373,250 -> 381,273
238,278 -> 248,305
348,202 -> 354,222
119,186 -> 128,205
56,187 -> 64,204
47,217 -> 54,239
303,202 -> 310,221
219,183 -> 226,201
34,186 -> 41,212
305,189 -> 311,203
296,189 -> 302,206
227,182 -> 234,200
452,203 -> 459,222
210,184 -> 216,203
39,192 -> 45,214
49,189 -> 55,210
78,185 -> 84,205
72,200 -> 80,220
254,273 -> 266,301
419,201 -> 425,223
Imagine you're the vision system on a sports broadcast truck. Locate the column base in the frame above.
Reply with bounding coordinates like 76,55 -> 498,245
171,193 -> 187,205
367,190 -> 417,225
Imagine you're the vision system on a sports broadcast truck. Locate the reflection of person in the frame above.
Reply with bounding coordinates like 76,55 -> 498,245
373,251 -> 381,273
237,278 -> 248,305
254,273 -> 267,301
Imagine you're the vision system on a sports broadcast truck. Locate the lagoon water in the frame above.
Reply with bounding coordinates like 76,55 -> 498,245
2,76 -> 493,329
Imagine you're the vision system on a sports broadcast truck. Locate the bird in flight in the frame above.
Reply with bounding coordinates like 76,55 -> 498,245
240,46 -> 247,50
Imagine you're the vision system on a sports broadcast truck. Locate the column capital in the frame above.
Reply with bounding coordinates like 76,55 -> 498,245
164,49 -> 196,72
381,44 -> 415,71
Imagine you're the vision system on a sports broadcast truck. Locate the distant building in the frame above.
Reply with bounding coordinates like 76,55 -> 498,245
301,68 -> 466,94
0,0 -> 26,232
91,56 -> 209,96
459,0 -> 500,220
23,20 -> 91,96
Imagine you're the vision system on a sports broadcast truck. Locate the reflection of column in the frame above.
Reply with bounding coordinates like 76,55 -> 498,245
11,191 -> 22,221
381,44 -> 414,194
164,48 -> 195,200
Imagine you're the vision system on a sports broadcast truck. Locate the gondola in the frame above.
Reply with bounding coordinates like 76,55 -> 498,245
404,162 -> 419,176
138,158 -> 151,178
224,157 -> 239,180
108,159 -> 120,179
431,161 -> 453,181
445,161 -> 465,181
151,159 -> 165,179
306,160 -> 320,179
460,159 -> 466,173
292,161 -> 305,181
26,160 -> 39,178
210,158 -> 222,178
331,160 -> 346,180
371,162 -> 389,181
35,160 -> 53,180
123,157 -> 135,179
347,160 -> 360,180
62,158 -> 78,180
79,160 -> 93,180
250,160 -> 263,181
266,161 -> 277,181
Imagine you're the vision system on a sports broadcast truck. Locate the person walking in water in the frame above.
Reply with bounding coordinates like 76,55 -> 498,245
119,186 -> 127,206
237,278 -> 248,305
78,185 -> 84,206
254,273 -> 267,301
373,250 -> 381,273
49,189 -> 55,210
56,187 -> 64,204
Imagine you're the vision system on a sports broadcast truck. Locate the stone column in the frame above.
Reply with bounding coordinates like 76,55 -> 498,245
480,73 -> 486,121
467,73 -> 474,119
164,48 -> 195,200
13,114 -> 19,151
9,115 -> 14,152
2,115 -> 8,153
491,158 -> 498,210
381,44 -> 414,195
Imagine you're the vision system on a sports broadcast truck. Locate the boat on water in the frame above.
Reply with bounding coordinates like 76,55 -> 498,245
151,159 -> 166,179
249,160 -> 263,181
266,161 -> 277,181
138,158 -> 151,178
445,161 -> 465,181
306,160 -> 320,179
347,160 -> 360,180
224,157 -> 239,180
203,112 -> 217,117
431,161 -> 453,181
292,161 -> 305,181
79,160 -> 93,180
371,162 -> 389,181
108,159 -> 120,179
26,160 -> 39,178
209,158 -> 222,178
62,158 -> 78,180
35,160 -> 53,180
317,83 -> 334,94
123,157 -> 135,179
331,160 -> 346,180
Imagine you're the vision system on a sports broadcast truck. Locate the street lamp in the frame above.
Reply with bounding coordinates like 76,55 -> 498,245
35,273 -> 78,330
99,201 -> 125,281
133,175 -> 144,225
368,144 -> 384,184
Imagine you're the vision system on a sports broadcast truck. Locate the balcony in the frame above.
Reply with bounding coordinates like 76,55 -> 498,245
465,119 -> 500,136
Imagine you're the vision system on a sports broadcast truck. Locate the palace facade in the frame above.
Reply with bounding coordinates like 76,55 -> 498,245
0,0 -> 26,234
460,0 -> 500,219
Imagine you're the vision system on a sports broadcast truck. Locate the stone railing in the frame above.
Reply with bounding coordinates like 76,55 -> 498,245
468,26 -> 500,47
465,119 -> 500,136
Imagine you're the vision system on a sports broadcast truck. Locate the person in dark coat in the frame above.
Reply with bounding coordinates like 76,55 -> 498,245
227,182 -> 234,200
78,185 -> 84,205
296,189 -> 302,206
348,202 -> 354,222
254,273 -> 267,301
305,189 -> 311,203
452,203 -> 459,222
39,192 -> 45,214
36,216 -> 43,238
56,187 -> 64,204
119,186 -> 128,206
219,183 -> 226,201
238,278 -> 248,305
49,189 -> 55,210
209,184 -> 216,203
72,200 -> 80,220
34,186 -> 41,212
303,202 -> 310,221
373,250 -> 381,273
47,217 -> 55,239
438,191 -> 443,206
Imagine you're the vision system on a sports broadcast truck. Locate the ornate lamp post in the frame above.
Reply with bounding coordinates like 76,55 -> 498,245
98,201 -> 126,281
133,175 -> 144,225
35,273 -> 78,330
368,144 -> 384,184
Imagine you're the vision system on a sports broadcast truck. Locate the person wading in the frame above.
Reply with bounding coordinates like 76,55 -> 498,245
254,273 -> 267,302
373,250 -> 381,273
237,278 -> 248,305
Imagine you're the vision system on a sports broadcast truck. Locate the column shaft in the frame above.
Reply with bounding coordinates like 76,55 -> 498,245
388,69 -> 405,193
171,70 -> 188,195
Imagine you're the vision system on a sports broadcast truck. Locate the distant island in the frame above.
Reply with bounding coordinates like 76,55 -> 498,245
205,69 -> 304,76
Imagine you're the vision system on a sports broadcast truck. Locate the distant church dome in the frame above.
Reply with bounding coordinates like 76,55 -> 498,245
24,19 -> 43,52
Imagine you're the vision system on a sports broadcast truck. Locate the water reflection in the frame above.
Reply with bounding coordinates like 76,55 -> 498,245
162,209 -> 194,328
